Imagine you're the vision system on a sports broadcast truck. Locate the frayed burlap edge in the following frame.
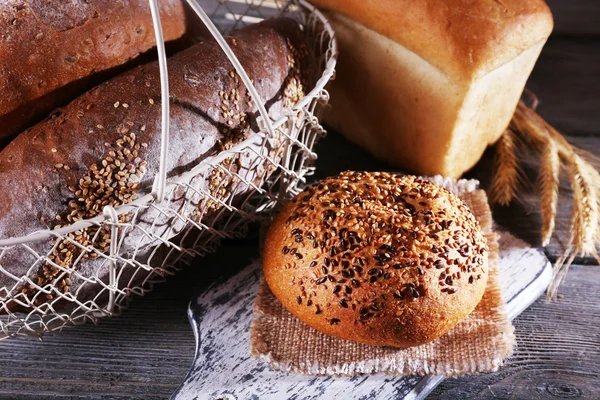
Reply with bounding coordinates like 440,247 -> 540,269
250,178 -> 515,377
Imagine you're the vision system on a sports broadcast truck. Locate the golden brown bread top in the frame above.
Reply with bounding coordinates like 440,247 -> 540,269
310,0 -> 553,81
0,0 -> 186,130
263,172 -> 489,347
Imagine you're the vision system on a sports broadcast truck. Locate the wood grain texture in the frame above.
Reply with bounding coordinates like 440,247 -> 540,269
526,37 -> 600,136
175,261 -> 423,400
429,264 -> 600,399
546,0 -> 600,36
0,245 -> 259,400
174,231 -> 550,400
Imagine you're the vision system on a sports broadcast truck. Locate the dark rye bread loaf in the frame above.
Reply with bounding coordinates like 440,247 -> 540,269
0,0 -> 187,140
0,18 -> 316,313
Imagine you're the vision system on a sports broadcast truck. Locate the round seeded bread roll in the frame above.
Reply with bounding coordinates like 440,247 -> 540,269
263,171 -> 489,348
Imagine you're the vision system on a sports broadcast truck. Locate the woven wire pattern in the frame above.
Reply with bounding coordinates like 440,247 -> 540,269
0,0 -> 336,338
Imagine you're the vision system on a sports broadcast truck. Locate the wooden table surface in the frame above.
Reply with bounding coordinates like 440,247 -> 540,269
1,2 -> 599,399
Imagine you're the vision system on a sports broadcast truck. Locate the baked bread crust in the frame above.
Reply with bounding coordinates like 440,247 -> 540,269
263,172 -> 489,348
0,0 -> 187,139
0,18 -> 316,312
311,0 -> 554,178
309,0 -> 553,82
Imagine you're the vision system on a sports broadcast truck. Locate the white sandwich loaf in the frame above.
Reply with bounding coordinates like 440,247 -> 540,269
311,0 -> 554,177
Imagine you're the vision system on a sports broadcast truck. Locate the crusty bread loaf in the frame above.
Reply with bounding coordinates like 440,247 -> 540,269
0,0 -> 187,140
309,0 -> 553,178
263,172 -> 489,348
0,18 -> 316,313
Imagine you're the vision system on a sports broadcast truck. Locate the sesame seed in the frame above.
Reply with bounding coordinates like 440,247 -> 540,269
20,133 -> 148,304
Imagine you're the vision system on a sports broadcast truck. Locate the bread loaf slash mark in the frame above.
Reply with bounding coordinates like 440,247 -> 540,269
198,38 -> 311,217
194,69 -> 253,217
18,132 -> 148,305
29,0 -> 96,32
282,38 -> 310,109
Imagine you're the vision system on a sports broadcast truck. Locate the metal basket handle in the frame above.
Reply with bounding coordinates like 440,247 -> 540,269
148,0 -> 171,204
0,0 -> 288,247
149,0 -> 277,203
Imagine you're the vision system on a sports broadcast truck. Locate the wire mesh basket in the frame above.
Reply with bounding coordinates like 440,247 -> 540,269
0,0 -> 336,339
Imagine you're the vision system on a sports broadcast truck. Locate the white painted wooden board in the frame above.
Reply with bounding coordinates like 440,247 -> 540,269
172,231 -> 552,400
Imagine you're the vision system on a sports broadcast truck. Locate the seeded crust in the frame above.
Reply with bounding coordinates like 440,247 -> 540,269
0,18 -> 316,313
263,172 -> 489,348
0,0 -> 187,140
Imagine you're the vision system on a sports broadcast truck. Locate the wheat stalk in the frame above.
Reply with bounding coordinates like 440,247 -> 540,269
522,104 -> 600,256
548,156 -> 600,297
539,140 -> 560,246
489,128 -> 522,206
502,100 -> 600,298
574,159 -> 600,257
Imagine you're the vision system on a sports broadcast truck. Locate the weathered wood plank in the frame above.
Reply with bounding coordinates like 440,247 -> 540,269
429,264 -> 600,399
546,0 -> 600,36
0,245 -> 259,400
0,245 -> 592,400
527,37 -> 600,136
173,231 -> 551,400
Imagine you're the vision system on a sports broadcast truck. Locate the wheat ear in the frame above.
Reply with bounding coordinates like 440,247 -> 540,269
489,129 -> 522,206
509,101 -> 600,297
573,158 -> 600,257
539,140 -> 560,246
548,155 -> 600,297
528,107 -> 600,258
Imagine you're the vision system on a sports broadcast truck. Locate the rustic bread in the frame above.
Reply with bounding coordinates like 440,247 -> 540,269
309,0 -> 553,178
0,18 -> 316,313
0,0 -> 187,140
263,172 -> 489,348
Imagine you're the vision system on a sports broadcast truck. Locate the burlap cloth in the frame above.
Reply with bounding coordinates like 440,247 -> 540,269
250,177 -> 515,377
